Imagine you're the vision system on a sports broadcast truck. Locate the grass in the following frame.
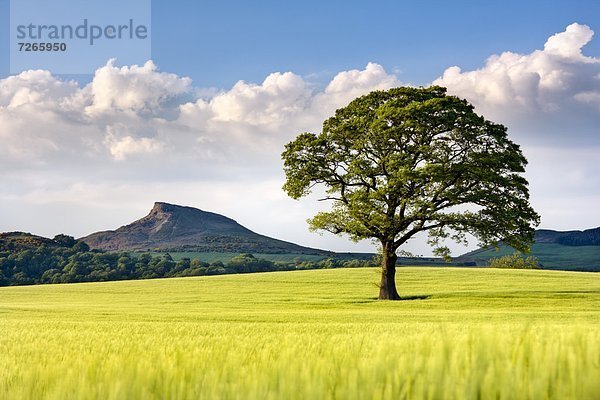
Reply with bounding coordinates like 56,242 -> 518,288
0,267 -> 598,399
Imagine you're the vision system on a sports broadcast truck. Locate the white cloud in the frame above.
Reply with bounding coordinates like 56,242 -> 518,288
0,61 -> 399,169
178,62 -> 400,159
2,23 -> 599,255
323,62 -> 399,95
544,23 -> 596,60
85,59 -> 192,116
0,69 -> 79,109
574,90 -> 600,108
434,23 -> 600,126
176,63 -> 399,158
104,125 -> 165,161
208,72 -> 312,125
0,61 -> 400,253
313,62 -> 400,117
434,22 -> 600,236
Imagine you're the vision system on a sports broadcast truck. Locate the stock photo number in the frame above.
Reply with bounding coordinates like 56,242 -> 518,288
18,42 -> 67,51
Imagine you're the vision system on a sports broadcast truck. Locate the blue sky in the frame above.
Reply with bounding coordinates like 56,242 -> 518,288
0,0 -> 599,255
2,0 -> 599,85
149,1 -> 600,87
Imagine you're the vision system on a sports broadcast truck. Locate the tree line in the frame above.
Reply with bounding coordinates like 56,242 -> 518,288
0,236 -> 377,286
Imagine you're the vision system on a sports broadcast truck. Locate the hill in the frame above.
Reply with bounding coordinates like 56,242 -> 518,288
534,227 -> 600,246
460,227 -> 600,271
80,202 -> 329,255
0,268 -> 597,399
0,232 -> 63,252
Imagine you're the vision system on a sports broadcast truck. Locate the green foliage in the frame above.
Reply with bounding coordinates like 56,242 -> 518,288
0,244 -> 377,287
487,252 -> 541,269
282,86 -> 540,258
0,268 -> 598,398
0,232 -> 59,252
143,251 -> 329,264
226,254 -> 275,273
52,234 -> 77,248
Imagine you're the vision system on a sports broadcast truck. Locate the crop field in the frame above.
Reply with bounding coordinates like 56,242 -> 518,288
0,267 -> 598,399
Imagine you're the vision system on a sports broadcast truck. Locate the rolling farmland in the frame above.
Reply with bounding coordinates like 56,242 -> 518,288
0,267 -> 598,399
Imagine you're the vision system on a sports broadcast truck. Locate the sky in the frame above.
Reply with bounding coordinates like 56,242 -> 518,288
0,0 -> 599,255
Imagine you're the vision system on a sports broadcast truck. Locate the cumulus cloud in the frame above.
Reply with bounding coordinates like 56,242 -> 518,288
104,125 -> 165,161
544,23 -> 596,60
434,23 -> 600,232
174,63 -> 401,160
0,69 -> 79,109
208,72 -> 312,125
2,23 -> 599,254
2,59 -> 395,168
0,60 -> 400,223
178,63 -> 399,142
85,59 -> 192,116
312,62 -> 400,115
434,23 -> 600,137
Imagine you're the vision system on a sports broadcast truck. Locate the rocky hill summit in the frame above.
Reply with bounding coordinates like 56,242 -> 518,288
80,202 -> 328,254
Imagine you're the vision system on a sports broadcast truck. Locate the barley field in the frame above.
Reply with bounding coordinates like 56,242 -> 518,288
0,267 -> 598,399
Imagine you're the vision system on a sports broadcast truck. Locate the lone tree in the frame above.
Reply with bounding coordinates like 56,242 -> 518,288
282,86 -> 540,300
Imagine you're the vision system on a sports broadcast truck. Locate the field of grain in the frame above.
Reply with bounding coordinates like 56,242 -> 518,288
0,267 -> 598,399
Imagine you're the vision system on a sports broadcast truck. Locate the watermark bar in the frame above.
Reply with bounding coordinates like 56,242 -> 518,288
10,0 -> 151,74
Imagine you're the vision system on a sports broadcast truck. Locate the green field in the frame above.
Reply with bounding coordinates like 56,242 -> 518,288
0,268 -> 598,399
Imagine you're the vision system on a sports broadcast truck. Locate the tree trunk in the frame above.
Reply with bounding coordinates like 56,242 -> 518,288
379,243 -> 400,300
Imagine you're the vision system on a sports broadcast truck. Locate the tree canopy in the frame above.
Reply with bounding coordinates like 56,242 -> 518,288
282,86 -> 540,299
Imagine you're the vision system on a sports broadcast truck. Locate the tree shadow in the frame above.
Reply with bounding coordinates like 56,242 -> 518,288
399,294 -> 431,301
366,294 -> 432,301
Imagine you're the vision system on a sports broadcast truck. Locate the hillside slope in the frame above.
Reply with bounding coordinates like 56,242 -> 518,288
80,202 -> 329,254
0,232 -> 62,252
534,227 -> 600,246
460,227 -> 600,271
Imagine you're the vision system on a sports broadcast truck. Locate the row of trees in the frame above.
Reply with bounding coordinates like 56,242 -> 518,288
0,242 -> 377,287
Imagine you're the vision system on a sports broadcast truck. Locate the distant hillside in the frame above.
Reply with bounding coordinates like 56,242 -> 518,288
534,227 -> 600,246
80,202 -> 330,255
0,232 -> 61,252
459,227 -> 600,272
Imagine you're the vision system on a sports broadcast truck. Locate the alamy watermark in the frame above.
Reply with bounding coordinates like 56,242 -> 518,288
10,0 -> 151,74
